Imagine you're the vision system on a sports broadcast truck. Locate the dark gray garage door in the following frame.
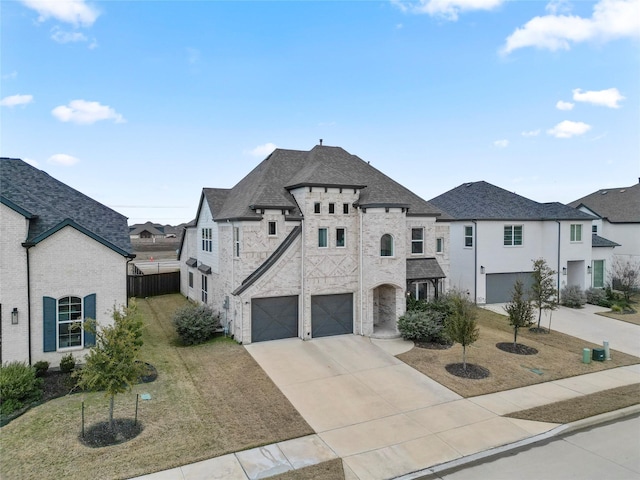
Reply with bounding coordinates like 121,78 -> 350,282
311,293 -> 353,338
251,296 -> 298,342
486,272 -> 535,304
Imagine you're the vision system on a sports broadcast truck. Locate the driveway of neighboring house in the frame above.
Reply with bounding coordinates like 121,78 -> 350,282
483,303 -> 640,357
245,335 -> 556,479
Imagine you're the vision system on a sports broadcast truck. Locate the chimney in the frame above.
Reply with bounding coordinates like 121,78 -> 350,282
319,139 -> 323,146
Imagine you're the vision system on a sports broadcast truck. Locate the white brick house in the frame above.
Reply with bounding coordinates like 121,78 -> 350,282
0,158 -> 134,365
179,145 -> 450,343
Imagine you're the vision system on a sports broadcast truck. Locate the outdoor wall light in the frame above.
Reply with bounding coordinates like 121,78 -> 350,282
11,307 -> 19,325
480,266 -> 485,274
562,267 -> 567,275
587,266 -> 592,274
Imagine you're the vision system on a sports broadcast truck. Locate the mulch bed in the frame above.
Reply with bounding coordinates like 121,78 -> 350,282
496,342 -> 539,355
415,340 -> 453,350
445,363 -> 490,379
79,418 -> 143,448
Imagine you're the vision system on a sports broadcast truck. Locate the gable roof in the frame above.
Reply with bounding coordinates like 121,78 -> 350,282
429,181 -> 594,221
568,183 -> 640,224
0,158 -> 133,256
592,234 -> 620,248
129,221 -> 165,236
208,145 -> 444,221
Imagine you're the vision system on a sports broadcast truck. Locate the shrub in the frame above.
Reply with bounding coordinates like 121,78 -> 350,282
0,361 -> 43,415
561,285 -> 586,308
585,288 -> 607,306
173,303 -> 221,345
59,353 -> 76,373
33,361 -> 50,377
611,304 -> 623,313
398,309 -> 449,344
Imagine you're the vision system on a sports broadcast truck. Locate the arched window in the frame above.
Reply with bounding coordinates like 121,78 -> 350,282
380,234 -> 394,257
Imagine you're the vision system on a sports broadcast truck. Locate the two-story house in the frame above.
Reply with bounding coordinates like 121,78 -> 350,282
429,181 -> 613,303
179,145 -> 450,343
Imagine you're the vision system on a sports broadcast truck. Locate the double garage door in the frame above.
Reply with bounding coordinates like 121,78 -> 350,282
486,272 -> 534,304
251,293 -> 353,343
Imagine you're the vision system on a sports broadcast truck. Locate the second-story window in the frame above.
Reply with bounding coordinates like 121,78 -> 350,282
411,228 -> 424,254
570,224 -> 583,242
336,228 -> 346,247
314,202 -> 321,214
318,228 -> 328,248
380,234 -> 394,257
343,203 -> 349,214
436,237 -> 444,254
268,221 -> 277,236
504,225 -> 523,246
329,203 -> 335,214
464,226 -> 473,247
202,228 -> 212,252
233,227 -> 240,257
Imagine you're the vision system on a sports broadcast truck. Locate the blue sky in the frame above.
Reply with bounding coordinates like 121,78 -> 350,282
2,0 -> 639,225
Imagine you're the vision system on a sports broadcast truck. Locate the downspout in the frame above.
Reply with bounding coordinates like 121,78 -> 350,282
556,221 -> 561,302
359,207 -> 364,336
472,220 -> 478,304
23,243 -> 33,365
300,218 -> 306,339
126,255 -> 135,307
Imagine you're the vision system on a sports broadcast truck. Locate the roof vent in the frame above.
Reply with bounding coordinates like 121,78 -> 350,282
601,191 -> 608,195
465,182 -> 474,187
620,189 -> 626,193
319,139 -> 323,146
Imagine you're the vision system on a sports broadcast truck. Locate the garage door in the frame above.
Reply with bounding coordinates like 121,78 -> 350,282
486,272 -> 535,304
311,293 -> 353,338
251,296 -> 298,342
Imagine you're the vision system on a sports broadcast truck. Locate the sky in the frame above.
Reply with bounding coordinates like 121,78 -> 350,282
1,0 -> 639,226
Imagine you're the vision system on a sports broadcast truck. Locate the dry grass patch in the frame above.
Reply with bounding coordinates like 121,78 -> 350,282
0,294 -> 313,480
506,383 -> 640,424
271,459 -> 346,480
597,310 -> 640,326
397,307 -> 640,398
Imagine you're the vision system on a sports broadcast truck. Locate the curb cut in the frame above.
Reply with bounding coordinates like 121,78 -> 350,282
393,404 -> 640,480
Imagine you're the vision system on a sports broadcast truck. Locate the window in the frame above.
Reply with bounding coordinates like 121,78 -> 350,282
268,221 -> 277,236
592,260 -> 604,288
592,224 -> 597,234
436,237 -> 444,254
314,202 -> 321,214
188,271 -> 194,288
343,203 -> 349,214
318,228 -> 328,248
380,234 -> 394,256
201,228 -> 212,252
58,296 -> 82,349
504,225 -> 523,246
571,224 -> 583,242
336,228 -> 346,247
201,275 -> 208,303
411,228 -> 424,254
464,226 -> 473,247
329,203 -> 335,214
233,227 -> 240,257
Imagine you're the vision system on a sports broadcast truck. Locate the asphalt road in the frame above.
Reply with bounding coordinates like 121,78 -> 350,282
420,414 -> 640,480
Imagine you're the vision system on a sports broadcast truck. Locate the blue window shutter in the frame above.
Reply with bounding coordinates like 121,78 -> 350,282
43,297 -> 57,352
84,294 -> 97,347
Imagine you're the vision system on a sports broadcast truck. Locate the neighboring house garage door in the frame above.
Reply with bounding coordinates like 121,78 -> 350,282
251,296 -> 298,342
311,293 -> 353,338
486,272 -> 535,304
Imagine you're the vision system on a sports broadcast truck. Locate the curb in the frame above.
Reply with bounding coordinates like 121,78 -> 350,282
393,404 -> 640,480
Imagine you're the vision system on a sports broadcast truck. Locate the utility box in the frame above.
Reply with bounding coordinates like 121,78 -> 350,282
592,348 -> 606,362
582,348 -> 591,364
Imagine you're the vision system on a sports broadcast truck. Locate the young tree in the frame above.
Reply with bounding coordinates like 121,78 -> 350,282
444,292 -> 480,371
609,258 -> 640,303
504,280 -> 534,348
75,303 -> 145,431
530,258 -> 558,331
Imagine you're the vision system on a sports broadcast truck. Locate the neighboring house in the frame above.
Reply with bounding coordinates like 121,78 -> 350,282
429,181 -> 610,304
179,145 -> 450,343
0,158 -> 134,365
569,182 -> 640,268
129,222 -> 167,240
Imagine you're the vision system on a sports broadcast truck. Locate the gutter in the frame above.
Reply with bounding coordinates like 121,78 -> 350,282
556,220 -> 561,302
472,220 -> 478,304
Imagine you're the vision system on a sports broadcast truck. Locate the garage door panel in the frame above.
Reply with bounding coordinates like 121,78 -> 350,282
252,296 -> 298,342
312,293 -> 353,338
486,272 -> 535,304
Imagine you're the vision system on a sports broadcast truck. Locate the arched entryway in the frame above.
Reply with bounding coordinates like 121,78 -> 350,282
372,284 -> 399,338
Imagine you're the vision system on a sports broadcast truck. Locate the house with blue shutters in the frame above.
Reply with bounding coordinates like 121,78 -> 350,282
0,158 -> 134,365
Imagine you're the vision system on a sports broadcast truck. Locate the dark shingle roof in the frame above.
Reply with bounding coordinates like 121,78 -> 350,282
210,146 -> 444,221
430,181 -> 594,221
568,183 -> 640,223
406,258 -> 446,280
0,158 -> 133,255
592,234 -> 620,248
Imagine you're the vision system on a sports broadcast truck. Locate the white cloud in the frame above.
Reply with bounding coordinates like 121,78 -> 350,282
556,100 -> 574,110
572,87 -> 625,108
393,0 -> 504,20
521,129 -> 541,137
493,139 -> 509,148
547,120 -> 592,138
20,0 -> 100,27
51,100 -> 125,124
51,27 -> 87,43
501,0 -> 640,54
2,71 -> 18,80
248,143 -> 277,157
48,153 -> 80,166
1,94 -> 34,107
545,0 -> 572,15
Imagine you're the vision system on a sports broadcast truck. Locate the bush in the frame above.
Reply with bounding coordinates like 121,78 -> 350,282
561,285 -> 587,308
397,310 -> 448,344
59,353 -> 76,373
173,303 -> 221,345
0,362 -> 43,415
33,361 -> 50,377
585,288 -> 608,306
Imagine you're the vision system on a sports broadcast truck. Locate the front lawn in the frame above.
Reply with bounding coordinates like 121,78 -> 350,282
397,307 -> 640,398
0,294 -> 313,480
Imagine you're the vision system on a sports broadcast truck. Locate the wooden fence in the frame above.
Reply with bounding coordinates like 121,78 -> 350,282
127,271 -> 180,298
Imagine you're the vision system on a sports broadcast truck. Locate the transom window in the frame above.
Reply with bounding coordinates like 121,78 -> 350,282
411,228 -> 424,254
58,296 -> 82,349
336,228 -> 346,247
464,226 -> 473,247
268,221 -> 277,236
436,237 -> 444,254
318,228 -> 328,248
504,225 -> 523,246
201,228 -> 212,252
570,224 -> 583,242
380,234 -> 394,257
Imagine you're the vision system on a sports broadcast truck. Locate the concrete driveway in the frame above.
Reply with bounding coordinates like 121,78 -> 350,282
245,335 -> 558,479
